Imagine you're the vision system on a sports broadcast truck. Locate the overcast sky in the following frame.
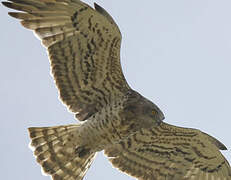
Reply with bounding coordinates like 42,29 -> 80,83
1,0 -> 231,179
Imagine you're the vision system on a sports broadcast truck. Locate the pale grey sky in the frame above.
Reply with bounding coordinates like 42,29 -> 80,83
1,0 -> 231,179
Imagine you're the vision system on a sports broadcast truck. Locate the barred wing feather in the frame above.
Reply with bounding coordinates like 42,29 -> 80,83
3,0 -> 130,121
105,122 -> 231,180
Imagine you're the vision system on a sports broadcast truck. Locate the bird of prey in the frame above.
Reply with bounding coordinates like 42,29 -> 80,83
2,0 -> 231,179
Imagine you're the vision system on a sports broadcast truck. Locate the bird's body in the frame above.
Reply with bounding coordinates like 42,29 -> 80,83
2,0 -> 231,179
78,90 -> 163,153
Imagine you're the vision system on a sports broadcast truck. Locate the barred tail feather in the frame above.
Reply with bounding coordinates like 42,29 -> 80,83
28,124 -> 96,180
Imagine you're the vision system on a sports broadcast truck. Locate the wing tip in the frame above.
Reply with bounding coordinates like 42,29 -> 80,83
93,2 -> 100,10
2,1 -> 11,8
8,12 -> 19,18
202,132 -> 228,150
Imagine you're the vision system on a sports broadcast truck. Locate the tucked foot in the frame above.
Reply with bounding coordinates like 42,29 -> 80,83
75,146 -> 90,157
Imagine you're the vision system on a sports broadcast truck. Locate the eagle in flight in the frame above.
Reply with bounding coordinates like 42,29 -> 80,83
2,0 -> 231,179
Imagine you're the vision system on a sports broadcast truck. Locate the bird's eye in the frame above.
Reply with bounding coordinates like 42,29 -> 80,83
152,110 -> 157,115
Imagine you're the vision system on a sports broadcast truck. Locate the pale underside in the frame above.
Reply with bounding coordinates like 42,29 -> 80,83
2,0 -> 231,179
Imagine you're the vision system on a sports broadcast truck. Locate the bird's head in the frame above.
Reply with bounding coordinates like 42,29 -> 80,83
141,96 -> 165,123
124,90 -> 165,127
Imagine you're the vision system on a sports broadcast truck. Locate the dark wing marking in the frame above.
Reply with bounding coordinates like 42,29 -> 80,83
105,122 -> 231,180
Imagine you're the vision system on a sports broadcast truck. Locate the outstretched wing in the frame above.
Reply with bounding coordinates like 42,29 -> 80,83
105,122 -> 231,180
3,0 -> 130,121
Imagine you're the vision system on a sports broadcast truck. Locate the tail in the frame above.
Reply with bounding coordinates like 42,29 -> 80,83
28,124 -> 96,180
